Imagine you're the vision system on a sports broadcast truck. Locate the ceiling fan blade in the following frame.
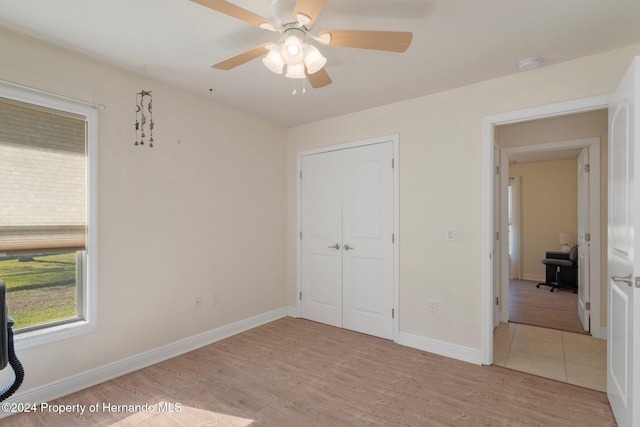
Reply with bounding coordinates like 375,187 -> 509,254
306,67 -> 332,88
293,0 -> 327,26
318,30 -> 413,53
191,0 -> 275,29
212,44 -> 270,70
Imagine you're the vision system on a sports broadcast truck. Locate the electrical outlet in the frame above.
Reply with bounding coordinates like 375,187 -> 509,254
446,228 -> 461,242
429,299 -> 438,313
195,296 -> 202,310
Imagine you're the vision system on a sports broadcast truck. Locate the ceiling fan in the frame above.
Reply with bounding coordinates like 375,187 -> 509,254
191,0 -> 413,89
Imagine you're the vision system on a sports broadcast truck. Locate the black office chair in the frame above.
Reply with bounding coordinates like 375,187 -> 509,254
536,244 -> 578,293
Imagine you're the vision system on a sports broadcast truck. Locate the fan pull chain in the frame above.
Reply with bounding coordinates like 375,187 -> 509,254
291,78 -> 306,96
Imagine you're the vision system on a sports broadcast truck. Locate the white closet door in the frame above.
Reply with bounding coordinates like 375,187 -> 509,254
300,141 -> 394,340
300,150 -> 343,328
342,142 -> 394,339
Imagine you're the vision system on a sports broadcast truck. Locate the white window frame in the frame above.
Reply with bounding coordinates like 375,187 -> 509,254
0,80 -> 98,349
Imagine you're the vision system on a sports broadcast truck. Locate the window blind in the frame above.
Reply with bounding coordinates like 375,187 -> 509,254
0,98 -> 87,254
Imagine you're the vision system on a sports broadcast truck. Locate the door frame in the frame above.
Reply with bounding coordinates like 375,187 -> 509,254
296,134 -> 400,342
498,137 -> 601,337
482,95 -> 610,364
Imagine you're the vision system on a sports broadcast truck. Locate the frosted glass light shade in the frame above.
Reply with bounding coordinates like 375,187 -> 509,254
285,63 -> 306,79
263,32 -> 328,81
263,48 -> 284,74
282,34 -> 304,65
303,44 -> 327,74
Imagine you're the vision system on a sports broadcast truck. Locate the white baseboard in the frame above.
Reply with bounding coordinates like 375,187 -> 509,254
286,306 -> 298,318
398,332 -> 483,365
522,273 -> 545,282
597,326 -> 607,340
1,307 -> 289,418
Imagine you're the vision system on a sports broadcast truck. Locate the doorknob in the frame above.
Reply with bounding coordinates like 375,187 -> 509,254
344,244 -> 354,251
328,243 -> 341,250
611,273 -> 633,287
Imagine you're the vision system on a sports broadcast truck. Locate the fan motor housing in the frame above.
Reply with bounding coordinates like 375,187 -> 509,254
269,0 -> 298,27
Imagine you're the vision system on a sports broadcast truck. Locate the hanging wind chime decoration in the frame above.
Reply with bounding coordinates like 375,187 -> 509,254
134,90 -> 154,147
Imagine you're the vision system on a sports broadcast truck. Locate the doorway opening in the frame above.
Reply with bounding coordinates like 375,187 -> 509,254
497,125 -> 604,337
482,95 -> 610,390
492,115 -> 607,390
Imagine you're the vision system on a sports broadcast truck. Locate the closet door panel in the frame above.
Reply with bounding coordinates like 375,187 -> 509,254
300,150 -> 343,327
342,142 -> 394,339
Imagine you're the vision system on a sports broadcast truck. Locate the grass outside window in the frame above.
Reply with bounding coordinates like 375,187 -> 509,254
0,252 -> 79,331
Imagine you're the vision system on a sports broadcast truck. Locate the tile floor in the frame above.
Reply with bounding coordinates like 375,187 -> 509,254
494,322 -> 606,392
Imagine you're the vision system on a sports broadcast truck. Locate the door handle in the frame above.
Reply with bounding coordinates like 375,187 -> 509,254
344,244 -> 354,251
328,243 -> 341,250
611,273 -> 633,287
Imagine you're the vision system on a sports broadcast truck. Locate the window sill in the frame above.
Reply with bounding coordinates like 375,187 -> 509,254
14,319 -> 96,350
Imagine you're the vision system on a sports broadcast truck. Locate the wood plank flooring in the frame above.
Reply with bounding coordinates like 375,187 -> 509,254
509,279 -> 586,334
5,318 -> 615,426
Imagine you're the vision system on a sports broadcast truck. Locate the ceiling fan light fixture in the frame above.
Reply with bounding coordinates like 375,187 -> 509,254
303,44 -> 326,74
282,33 -> 304,64
263,48 -> 285,74
285,63 -> 306,79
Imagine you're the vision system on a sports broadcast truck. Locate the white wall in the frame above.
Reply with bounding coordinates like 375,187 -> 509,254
509,159 -> 578,279
287,45 -> 638,351
0,27 -> 288,391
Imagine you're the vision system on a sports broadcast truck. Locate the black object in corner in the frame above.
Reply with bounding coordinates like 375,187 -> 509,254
0,280 -> 24,402
536,245 -> 579,293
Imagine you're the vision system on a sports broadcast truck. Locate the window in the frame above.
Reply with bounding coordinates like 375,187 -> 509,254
0,82 -> 97,347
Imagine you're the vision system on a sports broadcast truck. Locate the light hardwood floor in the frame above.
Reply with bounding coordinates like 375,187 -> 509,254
5,318 -> 615,426
509,280 -> 585,334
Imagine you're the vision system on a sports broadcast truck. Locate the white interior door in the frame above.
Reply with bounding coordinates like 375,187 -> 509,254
577,147 -> 590,332
607,56 -> 640,427
342,143 -> 394,339
300,141 -> 395,340
300,150 -> 343,328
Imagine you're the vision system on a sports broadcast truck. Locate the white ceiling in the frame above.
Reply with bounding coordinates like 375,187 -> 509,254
0,0 -> 639,127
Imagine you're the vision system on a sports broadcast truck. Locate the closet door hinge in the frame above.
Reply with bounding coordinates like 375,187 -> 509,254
300,231 -> 302,240
300,170 -> 302,179
392,233 -> 395,243
392,158 -> 395,169
586,302 -> 591,311
300,291 -> 302,301
585,233 -> 591,242
392,308 -> 395,318
496,166 -> 499,175
585,164 -> 590,173
496,296 -> 499,306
